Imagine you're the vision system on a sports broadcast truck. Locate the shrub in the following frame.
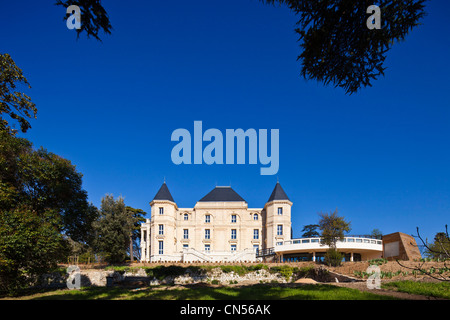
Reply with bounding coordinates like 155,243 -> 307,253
219,265 -> 248,276
297,265 -> 315,277
147,266 -> 187,280
325,249 -> 344,267
247,264 -> 268,272
270,265 -> 294,281
105,266 -> 131,274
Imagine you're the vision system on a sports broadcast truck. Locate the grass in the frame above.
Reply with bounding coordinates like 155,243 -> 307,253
6,284 -> 396,300
382,280 -> 450,299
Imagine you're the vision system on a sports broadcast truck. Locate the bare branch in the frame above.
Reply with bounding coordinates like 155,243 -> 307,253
396,259 -> 449,282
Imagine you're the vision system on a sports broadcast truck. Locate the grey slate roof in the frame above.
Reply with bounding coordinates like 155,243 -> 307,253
267,182 -> 290,202
199,186 -> 246,202
153,182 -> 175,202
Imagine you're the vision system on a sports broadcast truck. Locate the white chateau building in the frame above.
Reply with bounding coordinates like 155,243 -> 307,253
140,182 -> 292,263
140,182 -> 403,263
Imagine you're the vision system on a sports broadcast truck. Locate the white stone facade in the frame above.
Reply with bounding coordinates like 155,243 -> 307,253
140,183 -> 292,263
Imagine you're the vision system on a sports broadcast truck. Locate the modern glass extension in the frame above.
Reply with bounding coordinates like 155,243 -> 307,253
271,236 -> 383,262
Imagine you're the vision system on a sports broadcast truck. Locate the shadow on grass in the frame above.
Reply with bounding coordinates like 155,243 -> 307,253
29,283 -> 397,300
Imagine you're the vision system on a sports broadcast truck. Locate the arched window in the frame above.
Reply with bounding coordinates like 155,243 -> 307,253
183,213 -> 189,221
253,213 -> 258,221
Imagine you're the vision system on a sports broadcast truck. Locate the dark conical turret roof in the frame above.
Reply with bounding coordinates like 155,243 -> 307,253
267,182 -> 290,202
199,186 -> 246,202
153,182 -> 175,202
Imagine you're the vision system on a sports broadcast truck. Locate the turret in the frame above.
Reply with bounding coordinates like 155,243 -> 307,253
264,182 -> 292,249
149,182 -> 177,259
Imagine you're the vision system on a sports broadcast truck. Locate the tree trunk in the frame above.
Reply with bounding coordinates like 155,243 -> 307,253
129,234 -> 134,262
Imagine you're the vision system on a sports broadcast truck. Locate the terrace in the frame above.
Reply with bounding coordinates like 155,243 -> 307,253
258,236 -> 383,262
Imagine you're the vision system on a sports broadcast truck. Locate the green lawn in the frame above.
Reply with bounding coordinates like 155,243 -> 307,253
11,284 -> 396,300
382,281 -> 450,299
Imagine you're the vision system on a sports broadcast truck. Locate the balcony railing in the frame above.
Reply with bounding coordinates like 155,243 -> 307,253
281,236 -> 382,246
256,248 -> 275,257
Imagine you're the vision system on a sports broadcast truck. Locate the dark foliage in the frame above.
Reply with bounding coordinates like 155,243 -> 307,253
262,0 -> 427,94
56,0 -> 112,41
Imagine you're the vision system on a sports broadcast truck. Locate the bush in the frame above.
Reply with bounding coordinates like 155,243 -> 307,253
324,249 -> 344,267
146,266 -> 187,280
295,265 -> 316,278
219,265 -> 248,276
247,264 -> 268,272
270,265 -> 294,281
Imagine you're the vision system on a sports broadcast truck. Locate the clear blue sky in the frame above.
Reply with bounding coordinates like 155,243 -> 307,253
2,0 -> 449,242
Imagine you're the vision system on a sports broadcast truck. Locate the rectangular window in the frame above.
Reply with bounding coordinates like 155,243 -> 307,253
158,241 -> 164,254
183,244 -> 188,249
205,215 -> 210,223
253,244 -> 259,252
231,244 -> 236,251
183,229 -> 189,239
277,207 -> 283,215
231,229 -> 237,240
159,224 -> 164,235
253,229 -> 259,240
159,207 -> 164,215
277,224 -> 283,236
205,229 -> 210,240
231,214 -> 237,223
184,214 -> 188,220
204,244 -> 210,252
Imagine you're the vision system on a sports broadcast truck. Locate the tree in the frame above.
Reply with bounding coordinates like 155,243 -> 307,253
0,132 -> 96,293
318,209 -> 351,247
0,206 -> 68,294
56,0 -> 112,41
301,224 -> 320,238
0,53 -> 37,135
125,206 -> 147,262
370,228 -> 383,239
261,0 -> 427,94
93,195 -> 134,263
425,231 -> 450,260
318,209 -> 351,266
0,131 -> 98,244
